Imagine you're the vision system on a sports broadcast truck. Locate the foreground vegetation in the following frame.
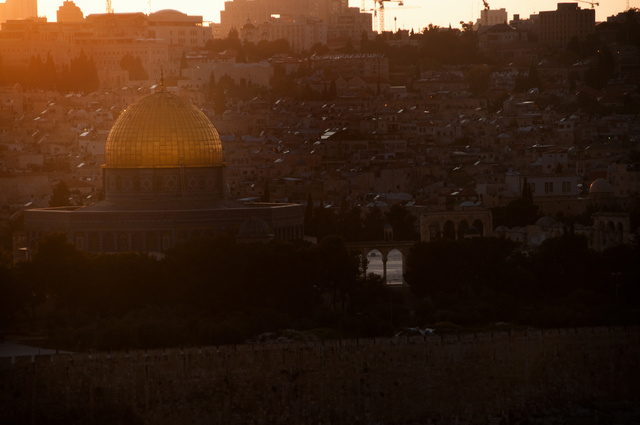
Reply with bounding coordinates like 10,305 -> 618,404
0,231 -> 638,351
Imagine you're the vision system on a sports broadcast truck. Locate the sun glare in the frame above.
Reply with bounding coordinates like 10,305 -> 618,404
37,0 -> 627,31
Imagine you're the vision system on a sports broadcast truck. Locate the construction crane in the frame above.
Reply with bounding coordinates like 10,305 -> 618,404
377,0 -> 404,33
576,0 -> 599,8
106,0 -> 114,13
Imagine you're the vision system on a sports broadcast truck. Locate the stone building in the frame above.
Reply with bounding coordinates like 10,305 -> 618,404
538,2 -> 595,48
0,0 -> 36,24
219,0 -> 372,45
0,9 -> 212,88
420,204 -> 493,243
14,87 -> 304,260
56,1 -> 83,23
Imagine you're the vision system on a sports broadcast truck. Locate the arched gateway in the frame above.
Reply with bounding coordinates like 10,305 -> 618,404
346,241 -> 415,284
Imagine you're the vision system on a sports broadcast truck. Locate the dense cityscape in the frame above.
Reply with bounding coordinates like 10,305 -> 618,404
0,0 -> 640,424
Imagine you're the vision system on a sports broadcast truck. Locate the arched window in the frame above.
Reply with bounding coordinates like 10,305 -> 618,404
103,232 -> 114,252
472,219 -> 484,237
89,233 -> 99,252
429,222 -> 440,241
443,221 -> 455,240
457,220 -> 469,240
117,233 -> 129,251
146,232 -> 157,251
131,232 -> 142,251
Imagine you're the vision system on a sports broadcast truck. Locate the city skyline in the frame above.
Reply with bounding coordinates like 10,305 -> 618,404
35,0 -> 632,31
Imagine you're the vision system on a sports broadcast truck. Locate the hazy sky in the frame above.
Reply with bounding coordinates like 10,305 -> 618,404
36,0 -> 632,31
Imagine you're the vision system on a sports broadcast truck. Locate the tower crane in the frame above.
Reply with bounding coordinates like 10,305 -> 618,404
576,0 -> 599,8
376,0 -> 404,33
106,0 -> 114,13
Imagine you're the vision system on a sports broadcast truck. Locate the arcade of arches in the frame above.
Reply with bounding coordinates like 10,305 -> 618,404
420,209 -> 493,243
347,241 -> 414,285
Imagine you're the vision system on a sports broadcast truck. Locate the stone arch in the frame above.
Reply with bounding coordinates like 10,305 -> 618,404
443,220 -> 455,240
616,221 -> 624,244
89,232 -> 99,252
74,232 -> 84,250
472,219 -> 484,237
347,241 -> 414,285
420,209 -> 493,242
131,232 -> 143,251
365,248 -> 384,280
384,248 -> 404,284
103,232 -> 114,252
457,220 -> 469,240
117,232 -> 129,251
429,221 -> 441,240
146,232 -> 158,251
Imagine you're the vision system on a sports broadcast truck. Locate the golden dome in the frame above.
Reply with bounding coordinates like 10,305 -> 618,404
105,90 -> 223,168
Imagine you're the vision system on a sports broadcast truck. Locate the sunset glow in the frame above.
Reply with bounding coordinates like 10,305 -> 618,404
36,0 -> 632,31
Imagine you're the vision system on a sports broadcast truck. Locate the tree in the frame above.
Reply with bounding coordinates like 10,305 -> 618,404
120,54 -> 149,81
0,53 -> 4,86
304,193 -> 315,236
212,85 -> 227,115
336,202 -> 363,241
405,238 -> 519,302
50,181 -> 72,207
207,71 -> 216,101
384,204 -> 419,240
315,235 -> 360,311
61,50 -> 99,93
313,202 -> 338,240
363,206 -> 385,241
529,233 -> 602,302
328,79 -> 337,100
180,52 -> 188,70
466,64 -> 490,96
25,233 -> 91,319
261,179 -> 270,202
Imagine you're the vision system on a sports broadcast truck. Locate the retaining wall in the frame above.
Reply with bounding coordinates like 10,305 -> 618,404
1,327 -> 639,424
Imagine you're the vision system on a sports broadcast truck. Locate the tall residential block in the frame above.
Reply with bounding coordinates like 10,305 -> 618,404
0,0 -> 37,23
538,2 -> 595,48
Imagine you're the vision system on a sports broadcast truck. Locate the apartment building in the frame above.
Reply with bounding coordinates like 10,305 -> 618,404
0,0 -> 36,24
538,2 -> 595,48
220,0 -> 371,46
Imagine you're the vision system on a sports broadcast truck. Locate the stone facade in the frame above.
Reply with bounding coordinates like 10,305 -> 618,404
1,327 -> 638,425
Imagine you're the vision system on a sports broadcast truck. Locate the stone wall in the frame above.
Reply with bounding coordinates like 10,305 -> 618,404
1,327 -> 639,425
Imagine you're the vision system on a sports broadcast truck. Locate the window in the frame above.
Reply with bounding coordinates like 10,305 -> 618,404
544,182 -> 554,194
562,181 -> 571,193
528,182 -> 535,195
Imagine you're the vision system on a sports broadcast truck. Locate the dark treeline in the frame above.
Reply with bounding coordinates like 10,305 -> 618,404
0,233 -> 395,350
305,202 -> 420,241
0,51 -> 99,93
1,230 -> 638,351
405,235 -> 640,327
